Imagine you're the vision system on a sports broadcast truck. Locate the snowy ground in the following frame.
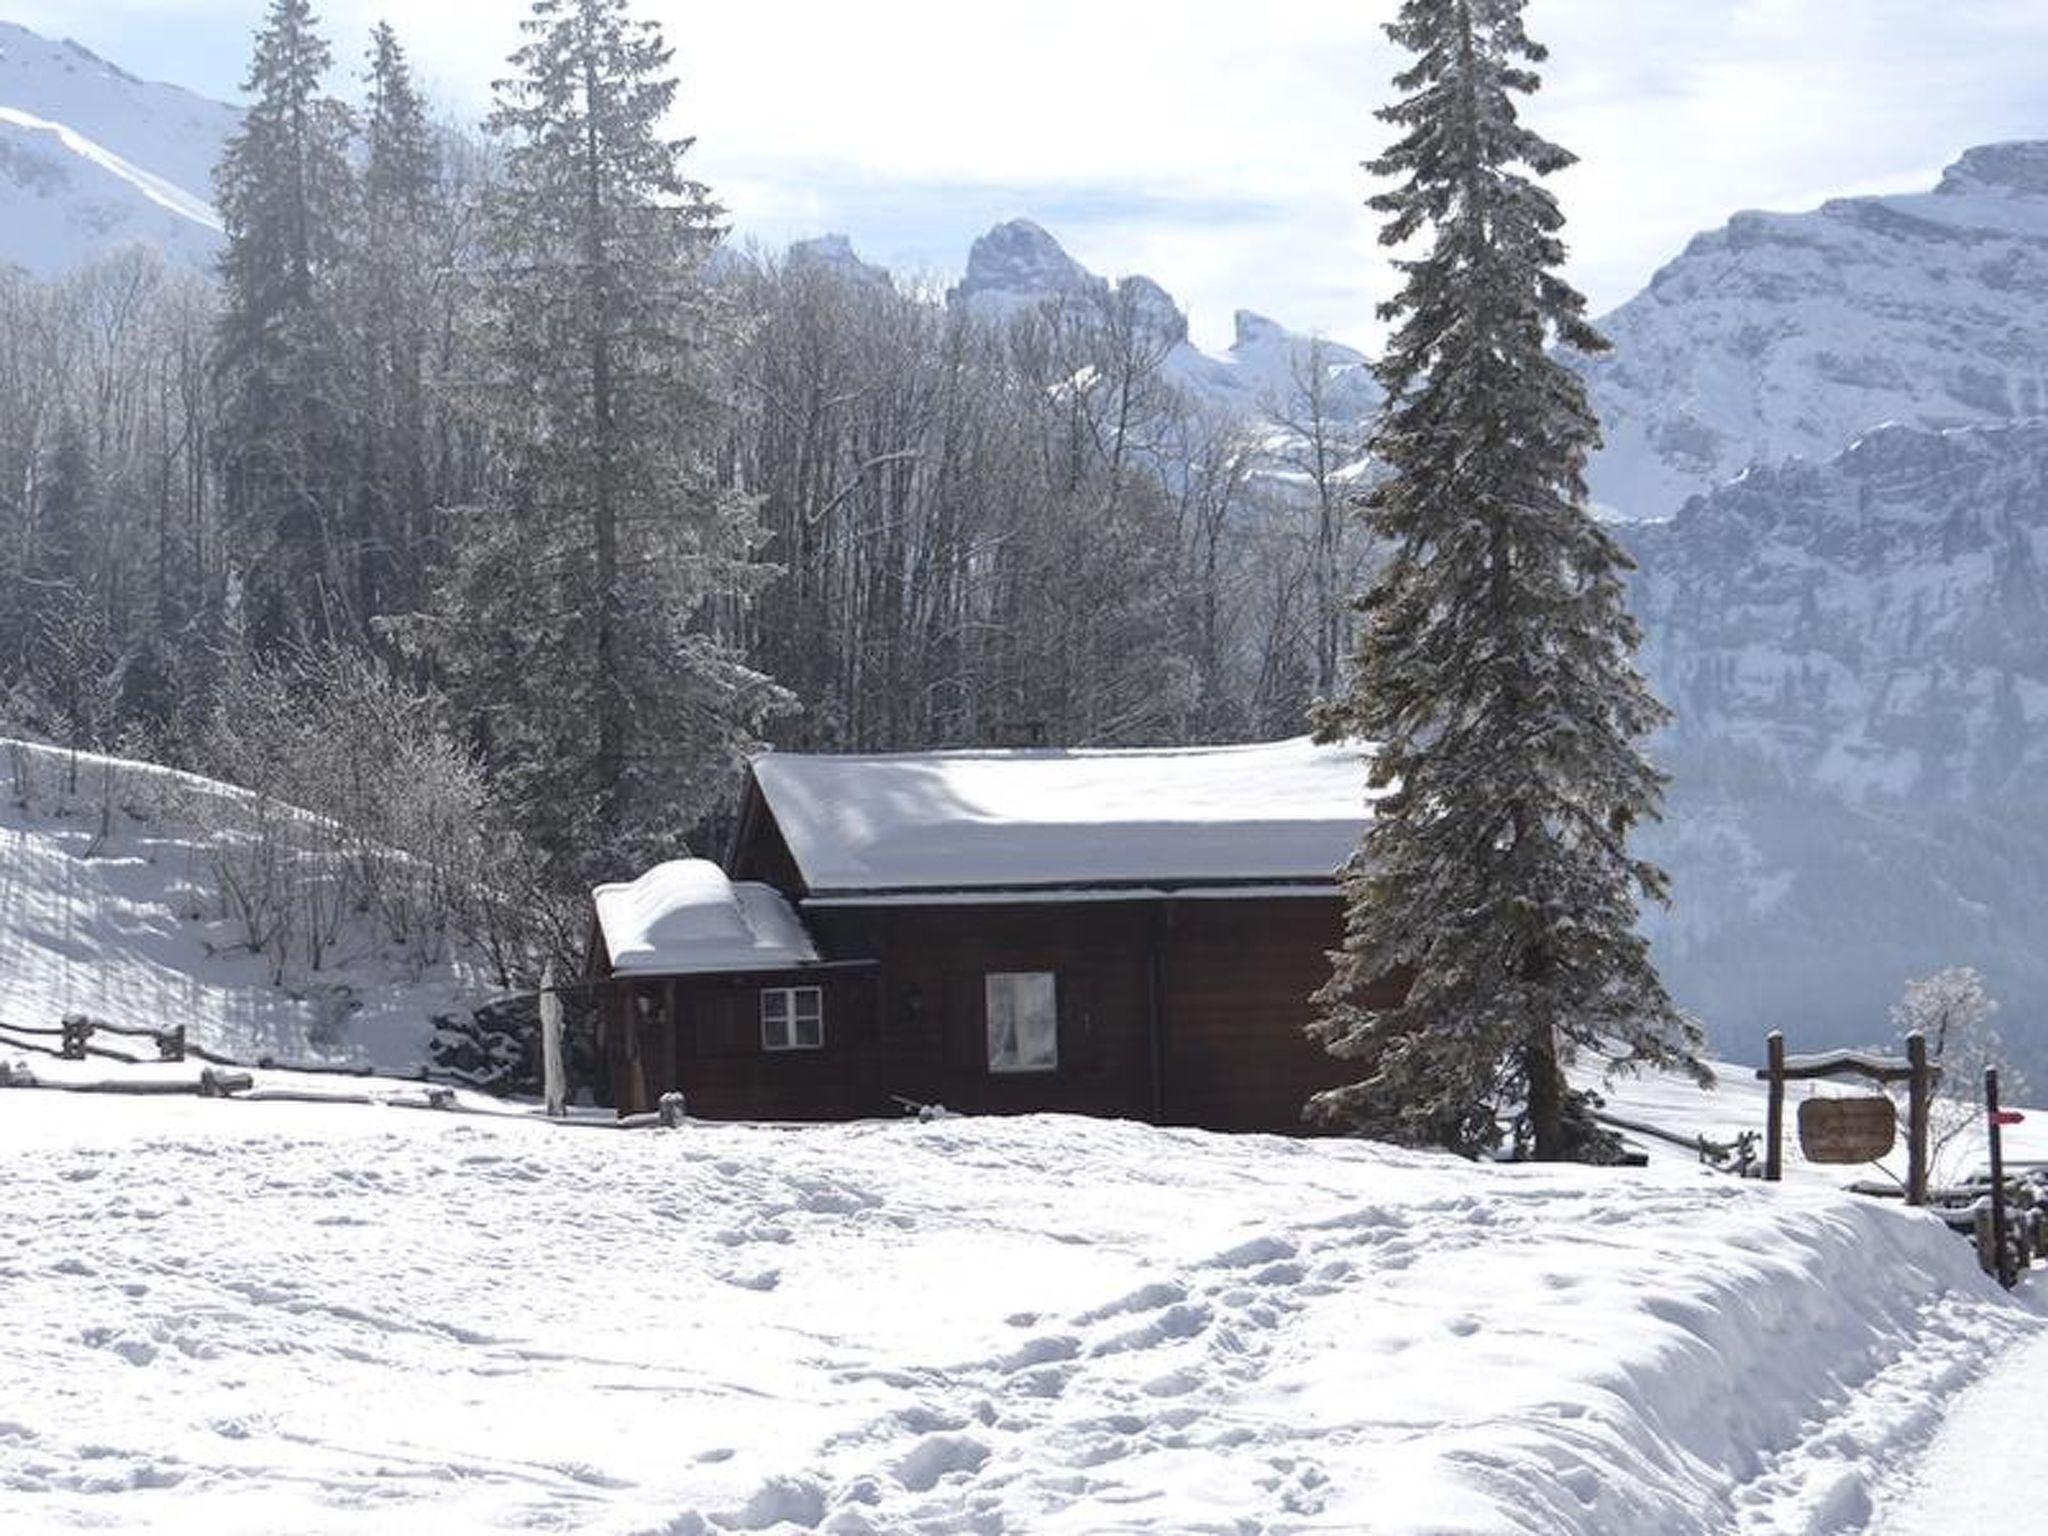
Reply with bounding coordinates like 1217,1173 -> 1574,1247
2,1061 -> 2038,1535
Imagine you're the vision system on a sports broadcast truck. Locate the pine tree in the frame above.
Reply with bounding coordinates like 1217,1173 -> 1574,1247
212,0 -> 359,647
442,0 -> 786,885
22,412 -> 109,742
354,21 -> 441,618
1310,0 -> 1707,1158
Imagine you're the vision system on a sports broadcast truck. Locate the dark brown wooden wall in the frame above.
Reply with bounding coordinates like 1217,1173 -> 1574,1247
848,903 -> 1157,1122
599,889 -> 1394,1134
805,896 -> 1365,1132
606,969 -> 879,1121
1158,898 -> 1396,1133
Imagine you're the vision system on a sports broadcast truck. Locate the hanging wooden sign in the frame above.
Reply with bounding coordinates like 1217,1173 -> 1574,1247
1798,1096 -> 1897,1165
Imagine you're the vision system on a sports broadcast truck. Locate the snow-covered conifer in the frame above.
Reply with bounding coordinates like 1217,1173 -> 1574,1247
1310,0 -> 1706,1158
438,0 -> 786,885
212,0 -> 358,647
352,21 -> 441,619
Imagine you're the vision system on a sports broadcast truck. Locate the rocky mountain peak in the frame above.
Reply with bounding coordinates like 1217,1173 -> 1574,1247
1937,140 -> 2048,199
952,218 -> 1103,309
1232,311 -> 1287,350
786,233 -> 892,289
1113,273 -> 1188,347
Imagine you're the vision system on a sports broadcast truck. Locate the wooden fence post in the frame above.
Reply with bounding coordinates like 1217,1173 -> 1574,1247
1987,1065 -> 2012,1286
1764,1031 -> 1785,1183
1906,1031 -> 1931,1207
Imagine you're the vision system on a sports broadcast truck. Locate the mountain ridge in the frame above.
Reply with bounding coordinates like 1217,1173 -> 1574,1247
1583,142 -> 2048,523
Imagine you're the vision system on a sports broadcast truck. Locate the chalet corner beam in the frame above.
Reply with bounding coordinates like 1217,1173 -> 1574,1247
1756,1030 -> 1941,1204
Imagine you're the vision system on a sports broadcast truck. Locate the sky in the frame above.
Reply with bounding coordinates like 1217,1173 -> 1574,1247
7,0 -> 2047,353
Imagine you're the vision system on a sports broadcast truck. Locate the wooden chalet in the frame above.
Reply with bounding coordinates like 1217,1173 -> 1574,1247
587,738 -> 1400,1134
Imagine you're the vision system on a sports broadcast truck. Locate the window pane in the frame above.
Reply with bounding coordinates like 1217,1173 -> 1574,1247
761,989 -> 790,1050
762,990 -> 789,1022
987,972 -> 1057,1073
792,988 -> 823,1048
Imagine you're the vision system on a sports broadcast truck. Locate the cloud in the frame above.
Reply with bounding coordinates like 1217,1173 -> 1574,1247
15,0 -> 2048,352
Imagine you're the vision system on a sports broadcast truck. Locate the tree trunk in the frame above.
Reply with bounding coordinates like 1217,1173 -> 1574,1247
1524,1018 -> 1568,1160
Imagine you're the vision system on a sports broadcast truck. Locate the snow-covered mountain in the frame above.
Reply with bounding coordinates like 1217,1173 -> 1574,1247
0,20 -> 231,276
949,217 -> 1378,427
1584,143 -> 2048,522
1627,421 -> 2048,1075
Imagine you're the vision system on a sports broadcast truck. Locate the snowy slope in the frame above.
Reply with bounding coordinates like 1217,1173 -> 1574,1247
0,739 -> 482,1072
1583,142 -> 2048,522
0,21 -> 232,275
0,1078 -> 2034,1534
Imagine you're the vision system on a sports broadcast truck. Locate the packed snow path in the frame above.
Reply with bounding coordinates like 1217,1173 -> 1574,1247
0,1093 -> 2032,1534
1874,1328 -> 2048,1533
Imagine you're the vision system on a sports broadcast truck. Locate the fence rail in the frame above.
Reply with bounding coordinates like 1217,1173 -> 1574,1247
0,1011 -> 675,1129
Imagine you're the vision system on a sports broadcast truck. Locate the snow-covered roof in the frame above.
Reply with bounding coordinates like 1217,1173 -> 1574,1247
748,737 -> 1375,897
593,860 -> 819,977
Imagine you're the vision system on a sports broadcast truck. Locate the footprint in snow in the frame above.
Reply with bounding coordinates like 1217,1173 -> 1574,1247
994,1334 -> 1080,1373
1073,1280 -> 1186,1324
714,1474 -> 827,1531
1089,1303 -> 1212,1357
1205,1235 -> 1298,1270
895,1433 -> 990,1492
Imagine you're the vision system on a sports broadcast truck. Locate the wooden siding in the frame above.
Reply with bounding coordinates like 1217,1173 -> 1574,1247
825,903 -> 1158,1122
1157,898 -> 1400,1133
602,969 -> 879,1121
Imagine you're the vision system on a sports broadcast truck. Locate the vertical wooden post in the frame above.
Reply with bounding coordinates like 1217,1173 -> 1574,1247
1906,1031 -> 1931,1207
1987,1065 -> 2012,1286
1764,1031 -> 1785,1183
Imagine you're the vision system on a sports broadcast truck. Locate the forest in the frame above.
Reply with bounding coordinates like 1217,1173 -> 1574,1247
0,0 -> 1368,966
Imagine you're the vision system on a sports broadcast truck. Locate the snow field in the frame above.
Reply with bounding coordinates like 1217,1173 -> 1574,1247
0,1089 -> 2034,1534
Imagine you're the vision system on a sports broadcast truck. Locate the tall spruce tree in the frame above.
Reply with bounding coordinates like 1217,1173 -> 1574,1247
442,0 -> 784,885
354,21 -> 440,618
1310,0 -> 1707,1159
213,0 -> 358,648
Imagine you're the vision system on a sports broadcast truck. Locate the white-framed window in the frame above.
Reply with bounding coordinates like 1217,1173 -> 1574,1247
986,972 -> 1058,1074
761,986 -> 823,1051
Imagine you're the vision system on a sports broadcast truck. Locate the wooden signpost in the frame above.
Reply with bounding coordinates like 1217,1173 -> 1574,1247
1797,1096 -> 1896,1164
1757,1031 -> 1940,1204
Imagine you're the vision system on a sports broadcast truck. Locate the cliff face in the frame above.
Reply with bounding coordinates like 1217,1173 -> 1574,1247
1624,422 -> 2048,1073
